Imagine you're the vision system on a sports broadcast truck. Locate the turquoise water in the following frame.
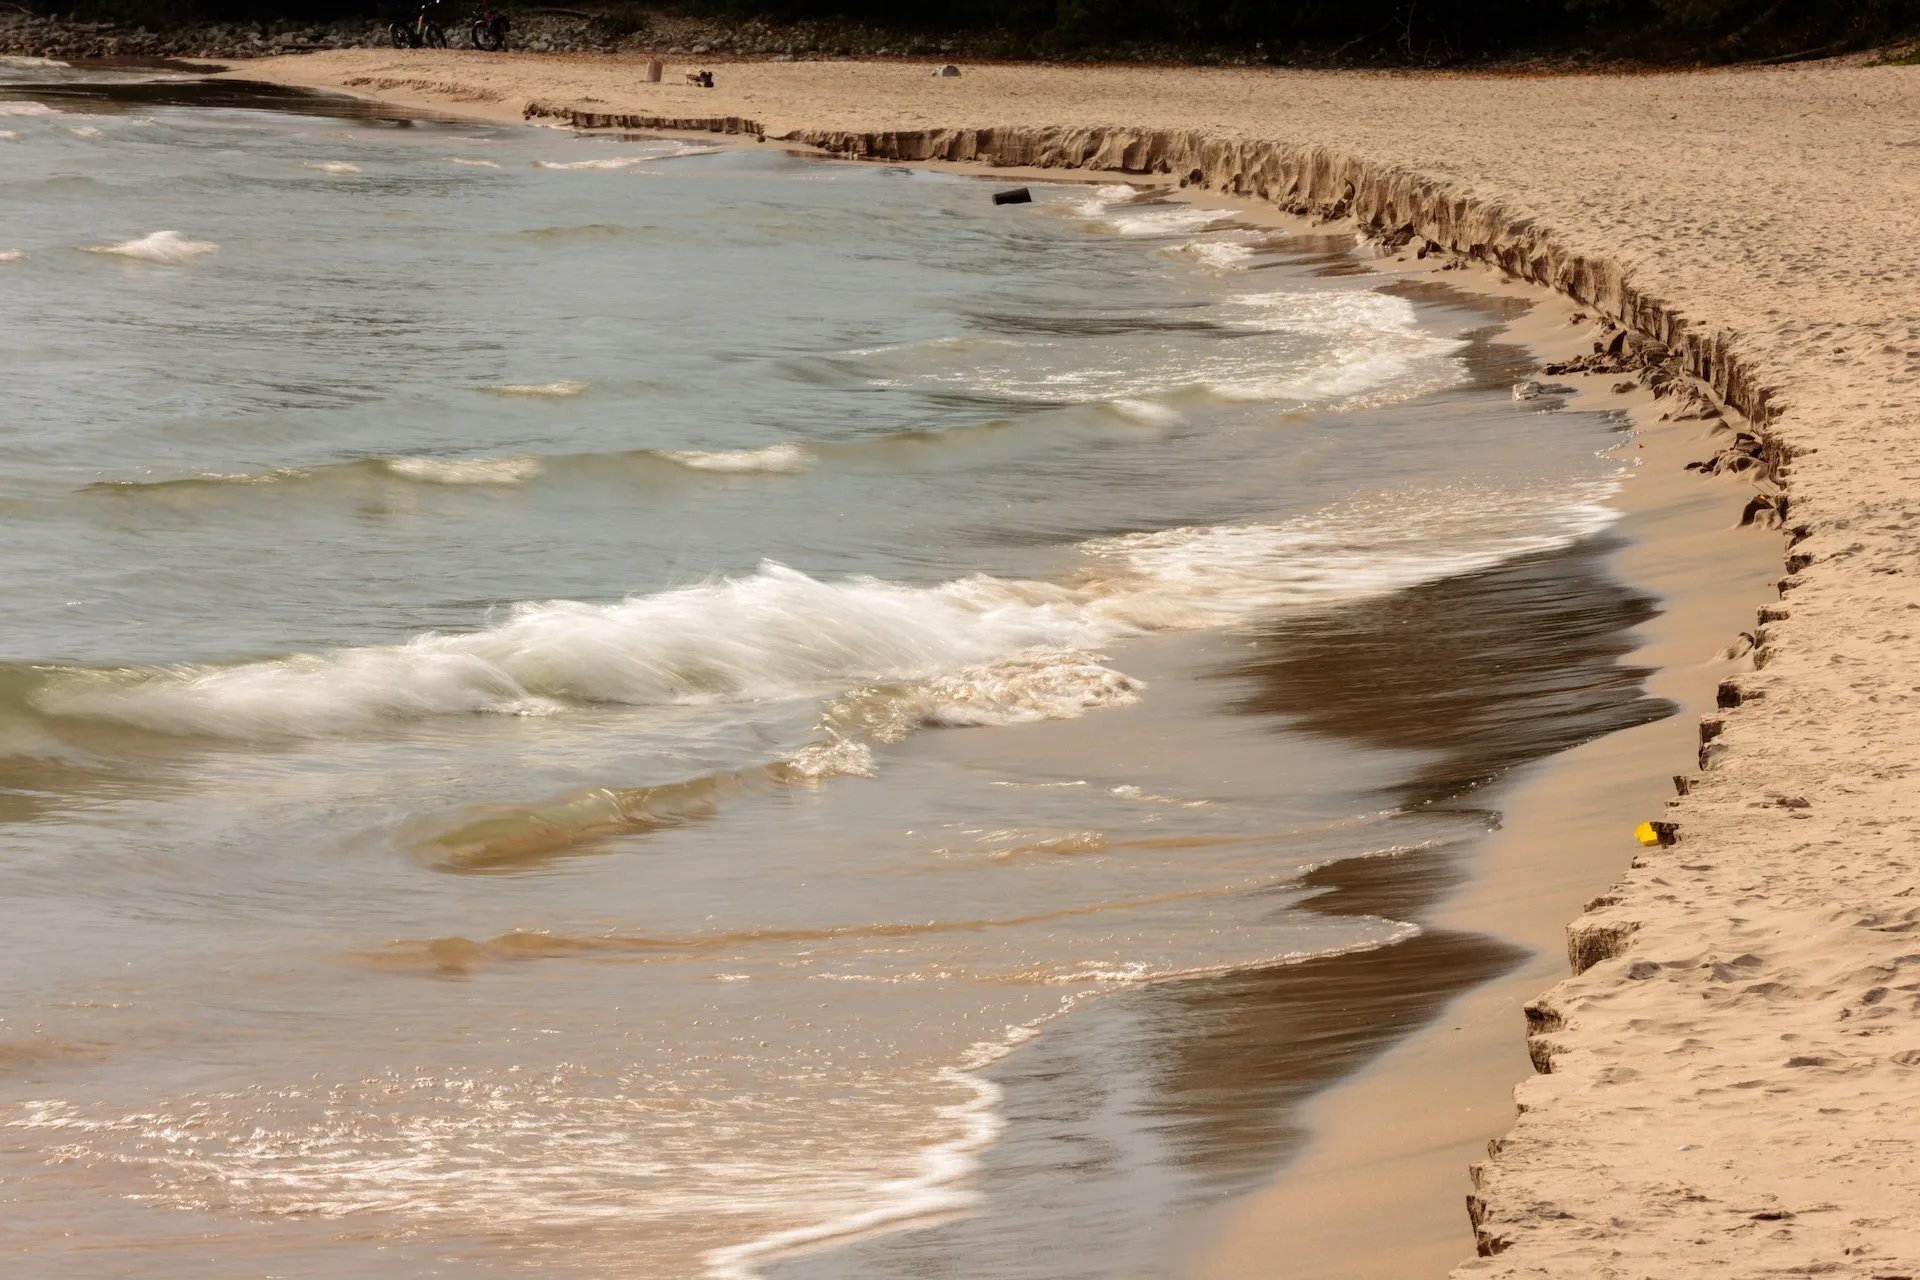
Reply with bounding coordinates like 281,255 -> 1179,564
0,60 -> 1651,1278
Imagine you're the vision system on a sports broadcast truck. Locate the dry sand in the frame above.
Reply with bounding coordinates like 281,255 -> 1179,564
230,50 -> 1920,1277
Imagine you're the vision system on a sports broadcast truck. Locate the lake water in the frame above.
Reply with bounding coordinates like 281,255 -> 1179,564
0,58 -> 1666,1279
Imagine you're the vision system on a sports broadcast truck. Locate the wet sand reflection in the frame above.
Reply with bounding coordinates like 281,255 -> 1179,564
776,538 -> 1670,1279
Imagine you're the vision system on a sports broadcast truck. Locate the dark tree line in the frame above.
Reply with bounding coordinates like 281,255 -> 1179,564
678,0 -> 1920,60
23,0 -> 1920,63
898,0 -> 1907,61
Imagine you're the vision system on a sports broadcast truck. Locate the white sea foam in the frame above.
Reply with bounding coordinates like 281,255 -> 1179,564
444,156 -> 501,168
1171,238 -> 1259,270
1106,398 -> 1182,427
1109,784 -> 1208,807
303,160 -> 361,174
80,230 -> 218,265
1071,186 -> 1239,237
916,653 -> 1143,726
0,250 -> 23,264
659,444 -> 816,475
1,55 -> 70,67
33,477 -> 1620,741
1078,480 -> 1622,630
0,130 -> 18,140
1036,923 -> 1422,986
63,124 -> 101,139
782,736 -> 876,780
26,571 -> 1113,740
32,564 -> 1108,738
481,379 -> 587,397
705,1036 -> 1024,1280
532,156 -> 646,171
657,142 -> 723,159
871,286 -> 1459,408
384,455 -> 545,485
0,101 -> 60,116
7,1070 -> 979,1261
1103,207 -> 1238,236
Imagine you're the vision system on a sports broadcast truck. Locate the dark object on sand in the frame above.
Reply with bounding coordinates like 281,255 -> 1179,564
992,188 -> 1032,205
687,70 -> 715,88
471,4 -> 508,50
389,3 -> 447,47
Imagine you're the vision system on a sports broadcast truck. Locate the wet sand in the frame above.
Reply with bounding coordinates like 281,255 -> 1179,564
217,50 -> 1920,1276
1186,293 -> 1782,1278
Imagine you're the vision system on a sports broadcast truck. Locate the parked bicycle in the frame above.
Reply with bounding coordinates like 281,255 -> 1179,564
470,2 -> 510,50
389,2 -> 448,48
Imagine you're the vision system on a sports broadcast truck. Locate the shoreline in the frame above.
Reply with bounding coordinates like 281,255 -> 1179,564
1185,274 -> 1779,1277
174,51 -> 1920,1275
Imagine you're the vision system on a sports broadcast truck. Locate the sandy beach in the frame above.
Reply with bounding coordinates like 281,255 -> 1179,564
215,49 -> 1920,1276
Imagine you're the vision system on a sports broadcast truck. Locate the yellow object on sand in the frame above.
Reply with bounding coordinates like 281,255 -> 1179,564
1634,821 -> 1661,847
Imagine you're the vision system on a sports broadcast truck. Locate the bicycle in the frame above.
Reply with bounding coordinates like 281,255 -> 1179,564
389,3 -> 448,48
470,3 -> 510,51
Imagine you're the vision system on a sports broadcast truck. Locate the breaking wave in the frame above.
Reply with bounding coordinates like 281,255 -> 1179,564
1070,186 -> 1242,237
532,156 -> 646,171
384,456 -> 545,485
79,230 -> 218,264
1172,238 -> 1260,271
658,444 -> 816,475
28,478 -> 1619,743
480,379 -> 587,397
860,285 -> 1459,409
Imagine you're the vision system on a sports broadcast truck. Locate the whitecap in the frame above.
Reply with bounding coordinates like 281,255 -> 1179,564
384,455 -> 545,485
30,563 -> 1108,739
916,653 -> 1143,726
303,160 -> 361,174
782,736 -> 876,781
864,285 -> 1460,409
0,129 -> 18,140
0,56 -> 70,68
1076,479 -> 1623,630
30,479 -> 1622,741
1071,187 -> 1238,237
0,250 -> 23,264
1196,288 -> 1463,404
531,156 -> 646,171
658,444 -> 815,475
444,156 -> 500,168
1071,183 -> 1141,215
1171,238 -> 1257,270
1105,398 -> 1182,427
0,102 -> 60,116
480,379 -> 587,397
64,125 -> 102,139
79,230 -> 219,265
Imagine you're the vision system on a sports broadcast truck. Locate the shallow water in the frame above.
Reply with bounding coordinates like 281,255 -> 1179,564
0,62 -> 1660,1278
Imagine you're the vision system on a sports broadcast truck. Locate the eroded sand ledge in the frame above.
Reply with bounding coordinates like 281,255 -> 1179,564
234,53 -> 1920,1275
